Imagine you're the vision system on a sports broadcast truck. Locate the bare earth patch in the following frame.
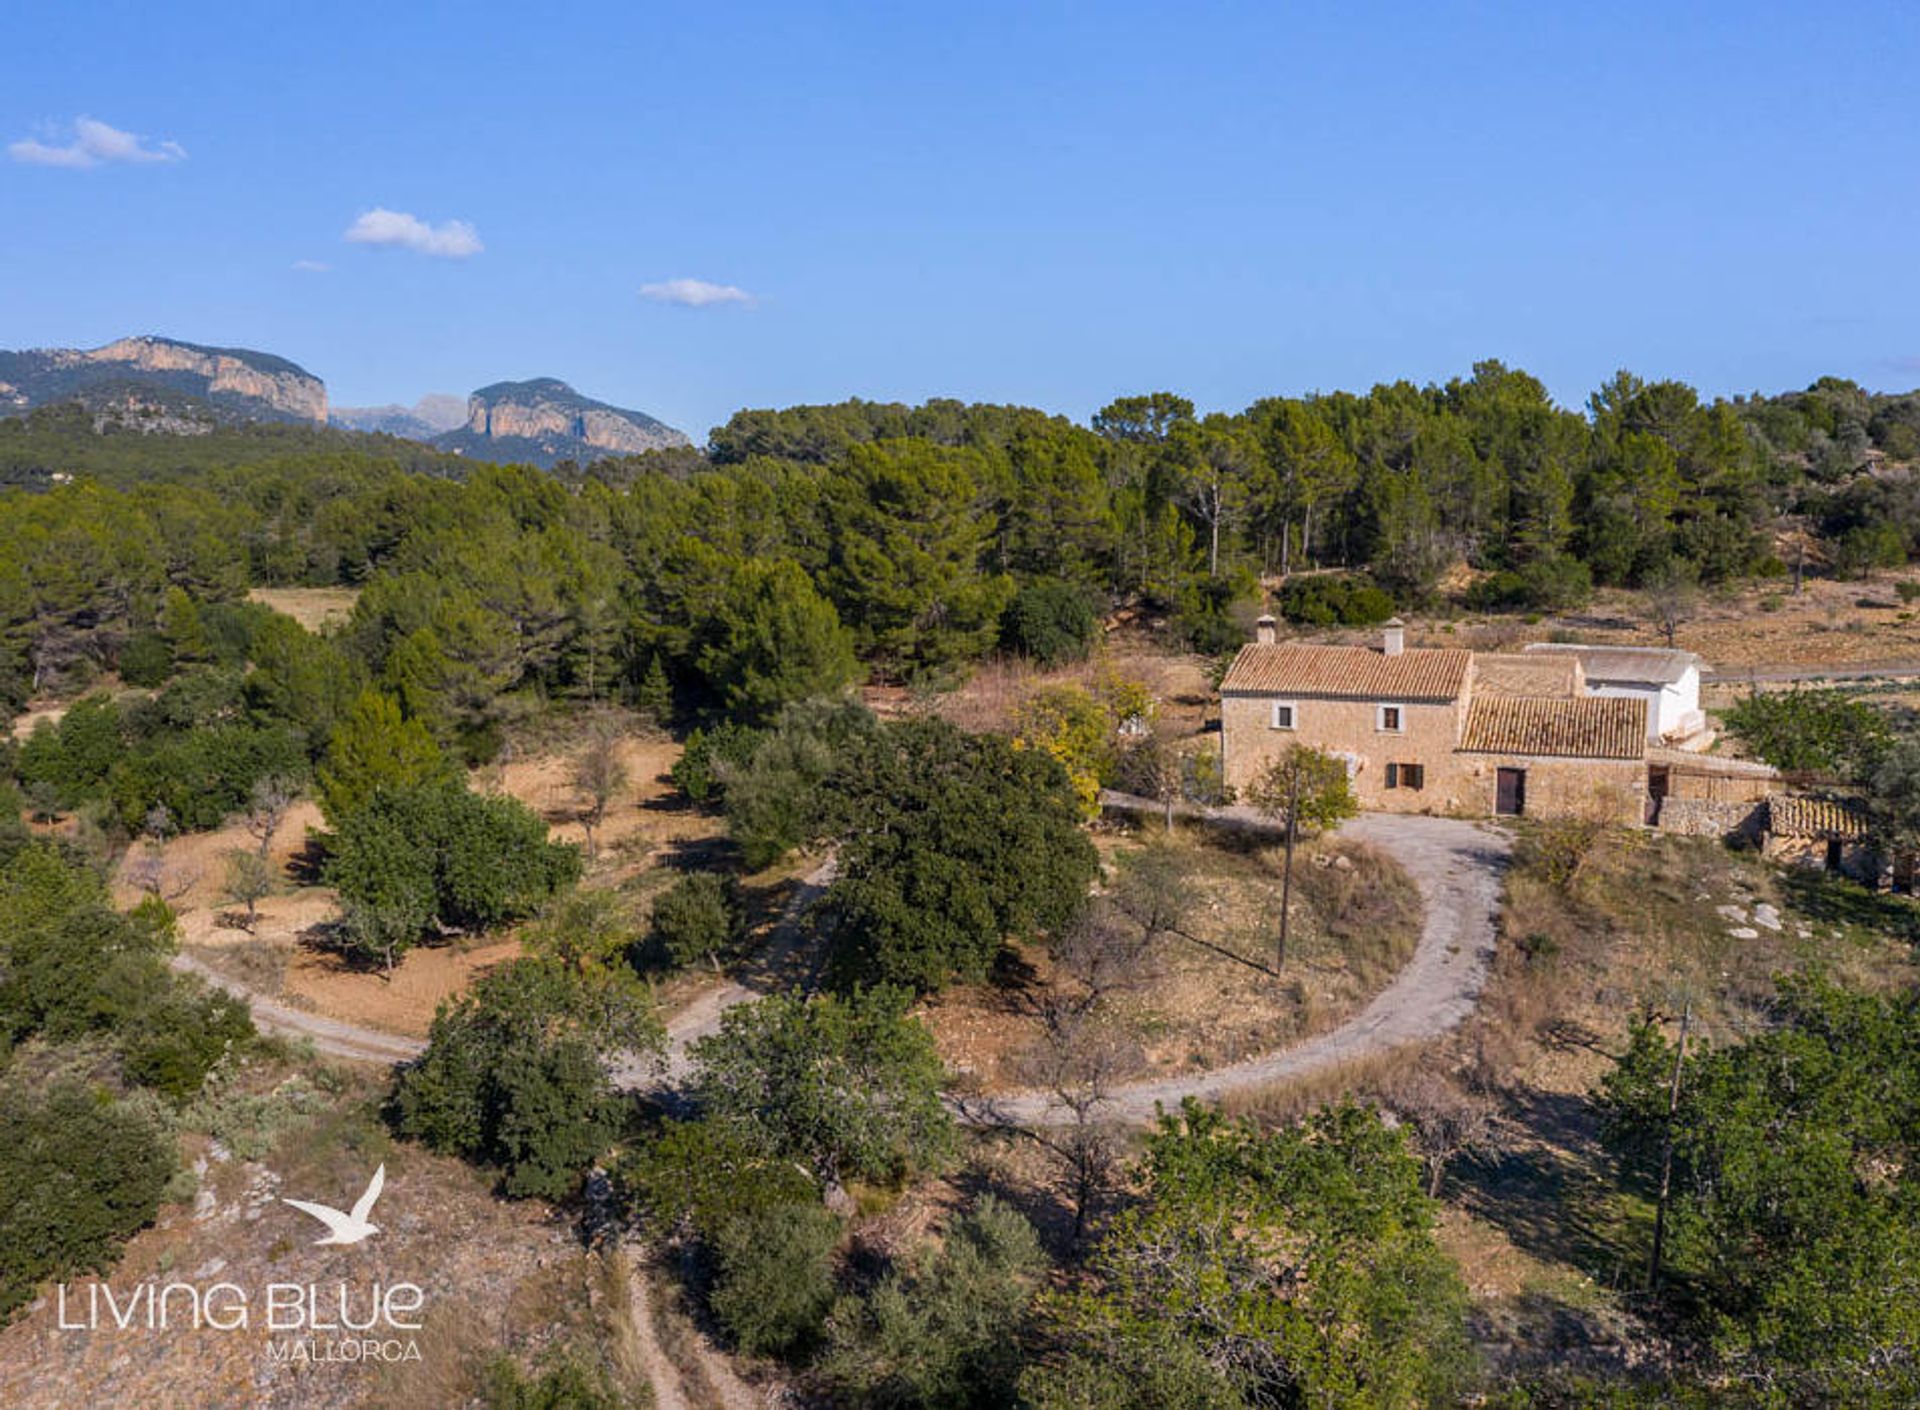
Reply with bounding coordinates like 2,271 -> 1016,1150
246,586 -> 361,633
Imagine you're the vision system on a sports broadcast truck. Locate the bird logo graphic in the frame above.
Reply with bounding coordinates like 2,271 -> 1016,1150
281,1164 -> 386,1246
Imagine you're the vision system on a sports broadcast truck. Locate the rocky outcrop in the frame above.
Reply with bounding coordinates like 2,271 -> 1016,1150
435,377 -> 690,468
0,335 -> 328,424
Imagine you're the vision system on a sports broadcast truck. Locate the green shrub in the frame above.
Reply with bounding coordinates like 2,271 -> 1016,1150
1277,574 -> 1396,627
392,958 -> 661,1198
711,1203 -> 842,1360
1465,555 -> 1593,612
480,1354 -> 622,1410
821,1195 -> 1043,1406
616,1116 -> 818,1239
646,871 -> 742,971
670,720 -> 765,804
1001,580 -> 1101,666
118,634 -> 174,688
0,1080 -> 175,1319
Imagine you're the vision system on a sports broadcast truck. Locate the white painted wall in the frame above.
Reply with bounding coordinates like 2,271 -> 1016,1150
1584,664 -> 1702,740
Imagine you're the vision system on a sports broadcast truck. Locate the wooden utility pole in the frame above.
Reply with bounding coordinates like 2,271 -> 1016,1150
1277,762 -> 1300,973
1647,999 -> 1692,1291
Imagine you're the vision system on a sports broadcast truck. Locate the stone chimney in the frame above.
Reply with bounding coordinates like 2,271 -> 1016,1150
1255,614 -> 1276,645
1382,617 -> 1406,656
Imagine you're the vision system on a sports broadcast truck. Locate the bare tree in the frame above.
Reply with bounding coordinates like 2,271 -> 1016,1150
1641,565 -> 1701,649
1117,719 -> 1200,833
126,804 -> 197,903
1050,904 -> 1158,1017
1014,1008 -> 1142,1240
1385,1070 -> 1499,1199
242,774 -> 300,861
571,717 -> 629,863
222,848 -> 274,932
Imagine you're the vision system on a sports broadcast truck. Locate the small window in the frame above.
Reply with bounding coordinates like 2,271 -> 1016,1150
1385,762 -> 1425,791
1377,704 -> 1404,733
1270,701 -> 1297,730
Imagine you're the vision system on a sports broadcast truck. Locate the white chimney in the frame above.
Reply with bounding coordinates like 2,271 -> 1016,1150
1255,614 -> 1276,645
1382,617 -> 1405,656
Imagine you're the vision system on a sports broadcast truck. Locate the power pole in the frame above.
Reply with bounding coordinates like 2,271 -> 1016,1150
1277,762 -> 1300,973
1647,999 -> 1692,1292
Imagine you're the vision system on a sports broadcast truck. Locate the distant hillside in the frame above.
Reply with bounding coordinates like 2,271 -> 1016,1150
435,377 -> 690,468
0,402 -> 472,489
332,394 -> 467,440
0,335 -> 328,424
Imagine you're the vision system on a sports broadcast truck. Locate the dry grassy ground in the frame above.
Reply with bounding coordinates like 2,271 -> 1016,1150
156,730 -> 724,1039
921,825 -> 1423,1093
1419,570 -> 1920,674
245,586 -> 361,633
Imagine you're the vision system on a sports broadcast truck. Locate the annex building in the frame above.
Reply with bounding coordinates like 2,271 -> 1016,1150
1219,617 -> 1732,825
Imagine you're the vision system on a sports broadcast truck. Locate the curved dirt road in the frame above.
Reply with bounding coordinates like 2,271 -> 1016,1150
173,817 -> 1508,1125
170,951 -> 427,1063
978,812 -> 1511,1125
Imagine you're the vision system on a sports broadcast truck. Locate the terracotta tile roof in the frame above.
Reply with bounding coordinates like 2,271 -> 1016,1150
1766,794 -> 1868,839
1460,696 -> 1647,760
1220,644 -> 1471,701
1473,653 -> 1580,699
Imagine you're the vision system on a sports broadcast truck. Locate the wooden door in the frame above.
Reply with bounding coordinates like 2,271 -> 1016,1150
1495,767 -> 1526,816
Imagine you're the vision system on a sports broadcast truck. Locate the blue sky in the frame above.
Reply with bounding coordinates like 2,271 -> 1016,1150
3,2 -> 1917,440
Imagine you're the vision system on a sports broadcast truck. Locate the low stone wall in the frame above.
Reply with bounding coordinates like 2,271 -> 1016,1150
1657,797 -> 1766,840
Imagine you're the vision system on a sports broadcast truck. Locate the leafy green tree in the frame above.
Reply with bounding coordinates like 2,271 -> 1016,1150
328,780 -> 582,971
0,1080 -> 175,1318
710,1203 -> 843,1359
0,841 -> 252,1098
821,441 -> 1012,674
822,1195 -> 1044,1408
1723,688 -> 1892,779
16,694 -> 123,811
720,696 -> 879,869
243,612 -> 365,755
522,887 -> 634,977
669,720 -> 765,804
315,689 -> 449,827
689,987 -> 953,1187
646,871 -> 742,971
1000,579 -> 1102,666
1598,977 -> 1920,1398
1092,393 -> 1194,444
634,653 -> 674,725
617,1115 -> 818,1239
824,719 -> 1098,991
393,957 -> 662,1198
1024,1101 -> 1471,1409
1247,744 -> 1360,837
699,557 -> 859,722
158,585 -> 212,666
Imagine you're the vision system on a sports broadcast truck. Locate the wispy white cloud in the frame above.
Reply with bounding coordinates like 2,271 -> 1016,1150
8,116 -> 186,168
343,207 -> 483,259
639,277 -> 754,308
291,259 -> 331,274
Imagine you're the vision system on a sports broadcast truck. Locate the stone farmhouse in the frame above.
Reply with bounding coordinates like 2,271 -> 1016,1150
1219,617 -> 1753,826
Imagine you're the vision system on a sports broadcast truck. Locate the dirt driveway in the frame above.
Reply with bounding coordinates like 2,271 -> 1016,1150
197,814 -> 1509,1127
979,811 -> 1511,1124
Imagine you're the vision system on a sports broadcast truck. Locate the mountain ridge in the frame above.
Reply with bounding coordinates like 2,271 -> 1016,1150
0,337 -> 692,467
